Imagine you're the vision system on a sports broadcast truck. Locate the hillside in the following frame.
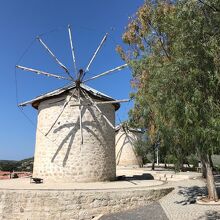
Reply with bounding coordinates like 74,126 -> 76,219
0,157 -> 34,172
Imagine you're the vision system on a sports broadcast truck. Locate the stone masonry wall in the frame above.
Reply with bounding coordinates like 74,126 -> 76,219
33,89 -> 116,183
0,187 -> 173,220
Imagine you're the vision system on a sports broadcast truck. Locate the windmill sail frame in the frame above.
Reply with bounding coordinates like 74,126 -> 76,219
16,25 -> 129,146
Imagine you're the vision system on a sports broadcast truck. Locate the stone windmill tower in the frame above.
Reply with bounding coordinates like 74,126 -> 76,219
16,25 -> 128,183
115,123 -> 143,167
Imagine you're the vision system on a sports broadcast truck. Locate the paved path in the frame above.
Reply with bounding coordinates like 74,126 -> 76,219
2,168 -> 219,219
160,178 -> 220,220
0,177 -> 163,191
100,202 -> 168,220
101,175 -> 220,220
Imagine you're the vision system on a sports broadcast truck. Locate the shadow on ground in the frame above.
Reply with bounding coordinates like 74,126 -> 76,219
117,173 -> 154,181
175,186 -> 207,205
175,174 -> 220,205
197,211 -> 220,220
215,175 -> 220,185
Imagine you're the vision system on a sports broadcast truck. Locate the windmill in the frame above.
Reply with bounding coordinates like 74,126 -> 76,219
115,122 -> 143,167
16,25 -> 129,144
16,25 -> 129,182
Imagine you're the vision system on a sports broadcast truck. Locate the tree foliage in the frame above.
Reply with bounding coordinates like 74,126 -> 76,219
118,0 -> 220,200
0,157 -> 33,172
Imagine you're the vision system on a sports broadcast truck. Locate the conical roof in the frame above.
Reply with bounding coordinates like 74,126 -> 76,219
19,83 -> 120,110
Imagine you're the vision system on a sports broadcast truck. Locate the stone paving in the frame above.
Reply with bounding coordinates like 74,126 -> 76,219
160,178 -> 220,220
0,177 -> 164,191
101,170 -> 220,220
100,202 -> 168,220
1,168 -> 219,219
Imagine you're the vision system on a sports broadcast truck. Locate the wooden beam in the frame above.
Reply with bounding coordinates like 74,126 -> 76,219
84,33 -> 108,77
69,99 -> 129,107
37,36 -> 74,80
16,65 -> 72,80
95,99 -> 130,105
81,90 -> 115,129
83,64 -> 128,83
68,25 -> 77,76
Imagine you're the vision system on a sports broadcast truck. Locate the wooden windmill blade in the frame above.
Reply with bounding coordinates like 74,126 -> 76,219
69,99 -> 129,106
83,64 -> 128,83
37,36 -> 75,80
82,33 -> 108,79
68,24 -> 78,76
16,65 -> 72,81
81,89 -> 115,129
94,99 -> 129,105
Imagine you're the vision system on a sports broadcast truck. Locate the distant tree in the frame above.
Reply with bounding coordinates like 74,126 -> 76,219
118,0 -> 220,201
0,157 -> 34,172
0,161 -> 18,172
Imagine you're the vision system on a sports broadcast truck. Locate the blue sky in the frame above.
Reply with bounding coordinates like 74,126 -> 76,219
0,0 -> 143,160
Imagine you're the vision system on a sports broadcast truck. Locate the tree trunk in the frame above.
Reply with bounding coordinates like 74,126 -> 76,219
201,159 -> 207,178
199,151 -> 206,178
151,144 -> 155,170
204,154 -> 219,201
208,153 -> 214,169
151,160 -> 155,170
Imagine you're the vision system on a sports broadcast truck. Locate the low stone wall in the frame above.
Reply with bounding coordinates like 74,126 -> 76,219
0,187 -> 173,220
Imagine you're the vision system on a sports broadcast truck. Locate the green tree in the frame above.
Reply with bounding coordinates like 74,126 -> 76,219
118,0 -> 220,201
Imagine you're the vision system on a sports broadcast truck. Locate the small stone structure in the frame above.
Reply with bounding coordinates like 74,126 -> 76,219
115,125 -> 143,167
20,84 -> 120,183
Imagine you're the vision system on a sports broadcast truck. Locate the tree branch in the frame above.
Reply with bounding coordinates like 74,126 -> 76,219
198,0 -> 220,12
147,20 -> 171,60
